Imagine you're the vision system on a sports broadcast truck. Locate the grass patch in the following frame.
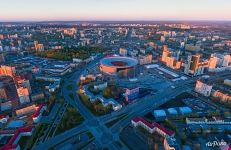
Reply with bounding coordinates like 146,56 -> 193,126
67,84 -> 73,90
77,138 -> 95,150
86,131 -> 94,139
115,141 -> 123,148
27,124 -> 48,149
55,106 -> 84,135
18,136 -> 30,150
69,93 -> 74,100
163,119 -> 177,132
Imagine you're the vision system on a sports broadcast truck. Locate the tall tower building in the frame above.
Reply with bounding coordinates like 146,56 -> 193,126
161,45 -> 170,62
184,55 -> 204,76
0,65 -> 16,78
208,56 -> 218,69
222,55 -> 230,67
119,48 -> 127,56
189,55 -> 200,72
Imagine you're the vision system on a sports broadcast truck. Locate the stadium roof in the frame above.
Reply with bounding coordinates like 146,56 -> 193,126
100,56 -> 138,68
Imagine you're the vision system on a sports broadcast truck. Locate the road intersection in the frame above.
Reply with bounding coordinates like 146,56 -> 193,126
34,59 -> 231,149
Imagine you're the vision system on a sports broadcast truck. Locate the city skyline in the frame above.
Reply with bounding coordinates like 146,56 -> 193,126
1,0 -> 231,21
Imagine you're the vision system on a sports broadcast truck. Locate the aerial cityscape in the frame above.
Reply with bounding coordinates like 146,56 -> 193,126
0,1 -> 231,150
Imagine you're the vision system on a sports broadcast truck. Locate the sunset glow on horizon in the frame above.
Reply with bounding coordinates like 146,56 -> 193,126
1,0 -> 231,21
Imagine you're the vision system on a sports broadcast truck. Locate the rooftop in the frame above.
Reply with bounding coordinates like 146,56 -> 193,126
132,117 -> 174,136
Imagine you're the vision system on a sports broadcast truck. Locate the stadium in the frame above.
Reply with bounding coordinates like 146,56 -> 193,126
100,56 -> 138,78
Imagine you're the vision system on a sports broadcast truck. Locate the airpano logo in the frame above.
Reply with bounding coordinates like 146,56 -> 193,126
206,140 -> 228,148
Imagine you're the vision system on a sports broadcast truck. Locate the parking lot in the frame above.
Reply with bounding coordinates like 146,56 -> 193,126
183,98 -> 216,112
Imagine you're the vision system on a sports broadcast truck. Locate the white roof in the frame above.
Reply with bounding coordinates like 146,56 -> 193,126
179,107 -> 192,114
153,109 -> 166,117
167,108 -> 178,115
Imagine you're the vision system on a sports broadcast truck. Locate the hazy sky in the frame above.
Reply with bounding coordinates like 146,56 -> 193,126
1,0 -> 231,21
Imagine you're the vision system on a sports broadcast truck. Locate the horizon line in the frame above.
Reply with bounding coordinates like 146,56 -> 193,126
1,19 -> 231,23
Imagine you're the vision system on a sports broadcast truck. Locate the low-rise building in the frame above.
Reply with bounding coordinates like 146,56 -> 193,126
32,104 -> 47,123
17,87 -> 30,104
131,117 -> 175,138
124,87 -> 139,102
212,90 -> 231,103
31,92 -> 45,102
0,126 -> 34,150
178,107 -> 192,115
186,117 -> 231,125
224,79 -> 231,87
93,82 -> 107,91
153,109 -> 167,119
45,80 -> 60,92
164,137 -> 180,150
97,97 -> 122,111
138,54 -> 152,65
15,104 -> 46,117
0,115 -> 9,124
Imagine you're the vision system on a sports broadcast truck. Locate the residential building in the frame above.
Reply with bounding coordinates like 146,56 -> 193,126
184,55 -> 207,76
195,80 -> 212,97
93,82 -> 107,91
212,90 -> 231,103
0,65 -> 16,77
17,87 -> 30,104
119,48 -> 127,56
208,56 -> 218,70
131,117 -> 175,138
0,126 -> 34,150
124,87 -> 139,102
164,137 -> 180,150
139,54 -> 152,65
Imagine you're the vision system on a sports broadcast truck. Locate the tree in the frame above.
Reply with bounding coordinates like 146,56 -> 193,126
224,111 -> 230,118
103,87 -> 111,98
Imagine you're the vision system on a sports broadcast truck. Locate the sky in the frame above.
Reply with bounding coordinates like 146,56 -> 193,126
0,0 -> 231,21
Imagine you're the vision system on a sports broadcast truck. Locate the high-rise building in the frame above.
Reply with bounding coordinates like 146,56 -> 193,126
34,41 -> 44,51
184,55 -> 207,76
208,56 -> 218,69
119,48 -> 127,56
160,36 -> 165,43
63,28 -> 77,36
195,80 -> 212,97
161,45 -> 170,62
165,57 -> 182,70
211,53 -> 230,68
0,54 -> 5,63
161,45 -> 182,69
0,76 -> 19,109
139,54 -> 152,65
0,34 -> 4,40
0,65 -> 16,77
189,55 -> 200,71
0,83 -> 8,100
222,54 -> 230,67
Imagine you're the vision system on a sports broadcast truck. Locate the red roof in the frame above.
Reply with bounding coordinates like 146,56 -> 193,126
32,103 -> 45,118
132,117 -> 174,136
0,115 -> 8,120
0,126 -> 33,150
